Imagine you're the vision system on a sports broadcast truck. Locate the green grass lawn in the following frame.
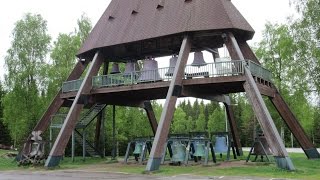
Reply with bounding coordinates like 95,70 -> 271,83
1,150 -> 319,180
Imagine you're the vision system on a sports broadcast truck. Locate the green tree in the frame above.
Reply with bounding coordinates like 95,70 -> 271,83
171,107 -> 187,134
3,13 -> 51,148
207,105 -> 225,133
195,105 -> 206,132
47,14 -> 92,100
0,82 -> 11,145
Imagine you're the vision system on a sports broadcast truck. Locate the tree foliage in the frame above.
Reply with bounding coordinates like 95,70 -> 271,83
3,13 -> 51,147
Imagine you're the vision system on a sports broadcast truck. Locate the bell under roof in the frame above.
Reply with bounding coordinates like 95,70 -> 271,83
77,0 -> 254,61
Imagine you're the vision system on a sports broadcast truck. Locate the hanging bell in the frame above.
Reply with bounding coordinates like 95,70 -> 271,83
133,142 -> 143,155
191,51 -> 206,67
214,136 -> 228,153
253,135 -> 273,155
138,57 -> 162,82
165,55 -> 178,76
171,140 -> 186,163
110,63 -> 121,74
124,61 -> 136,75
193,141 -> 206,157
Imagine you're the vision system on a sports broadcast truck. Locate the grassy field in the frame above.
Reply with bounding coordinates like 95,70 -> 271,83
1,150 -> 319,180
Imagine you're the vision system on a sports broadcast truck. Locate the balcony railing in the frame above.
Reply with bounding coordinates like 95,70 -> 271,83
62,60 -> 272,92
62,79 -> 83,93
93,60 -> 246,88
248,61 -> 273,82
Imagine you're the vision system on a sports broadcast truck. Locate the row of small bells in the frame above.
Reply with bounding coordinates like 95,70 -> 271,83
171,135 -> 229,163
109,51 -> 207,81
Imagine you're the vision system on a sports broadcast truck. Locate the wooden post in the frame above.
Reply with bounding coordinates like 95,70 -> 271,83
223,99 -> 243,156
45,51 -> 103,167
270,91 -> 320,159
143,101 -> 158,135
146,35 -> 191,171
225,32 -> 295,170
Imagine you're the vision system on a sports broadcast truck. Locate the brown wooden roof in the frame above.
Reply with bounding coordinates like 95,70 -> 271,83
78,0 -> 254,60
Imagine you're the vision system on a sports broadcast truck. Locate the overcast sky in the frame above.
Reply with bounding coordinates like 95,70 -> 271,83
0,0 -> 295,81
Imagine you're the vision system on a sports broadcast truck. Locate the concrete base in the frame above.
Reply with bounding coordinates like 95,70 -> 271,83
304,148 -> 320,159
145,157 -> 162,172
274,156 -> 295,171
45,155 -> 62,168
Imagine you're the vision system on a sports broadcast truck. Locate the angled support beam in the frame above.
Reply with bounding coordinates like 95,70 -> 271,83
143,101 -> 158,135
22,61 -> 88,155
146,35 -> 191,171
45,51 -> 104,167
238,41 -> 261,65
225,32 -> 295,170
270,91 -> 320,159
223,96 -> 243,156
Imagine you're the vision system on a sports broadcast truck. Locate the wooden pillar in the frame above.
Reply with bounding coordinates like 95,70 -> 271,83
143,101 -> 158,135
223,98 -> 243,156
225,32 -> 295,170
45,51 -> 103,168
22,61 -> 88,155
270,91 -> 320,159
146,35 -> 191,171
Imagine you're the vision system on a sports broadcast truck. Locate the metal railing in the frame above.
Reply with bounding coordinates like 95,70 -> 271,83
62,79 -> 83,93
93,67 -> 173,88
248,61 -> 273,82
61,60 -> 273,91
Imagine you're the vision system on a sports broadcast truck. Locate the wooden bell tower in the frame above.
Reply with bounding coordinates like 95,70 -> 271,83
21,0 -> 319,171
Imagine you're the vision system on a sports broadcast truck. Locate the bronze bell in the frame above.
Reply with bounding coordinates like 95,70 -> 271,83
165,55 -> 178,76
191,51 -> 206,67
110,63 -> 121,74
124,62 -> 137,75
138,57 -> 161,82
253,134 -> 273,155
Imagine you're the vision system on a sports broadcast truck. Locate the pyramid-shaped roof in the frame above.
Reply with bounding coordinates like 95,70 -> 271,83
78,0 -> 254,60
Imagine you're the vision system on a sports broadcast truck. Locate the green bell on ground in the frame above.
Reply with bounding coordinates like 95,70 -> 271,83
133,142 -> 143,155
171,141 -> 186,162
193,141 -> 206,157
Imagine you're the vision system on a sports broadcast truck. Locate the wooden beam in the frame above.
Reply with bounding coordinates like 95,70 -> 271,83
22,61 -> 88,155
225,32 -> 295,170
270,91 -> 320,159
238,41 -> 261,65
143,101 -> 158,135
146,35 -> 191,171
45,52 -> 104,167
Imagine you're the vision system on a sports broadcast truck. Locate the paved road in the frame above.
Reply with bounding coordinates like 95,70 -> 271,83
0,171 -> 288,180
